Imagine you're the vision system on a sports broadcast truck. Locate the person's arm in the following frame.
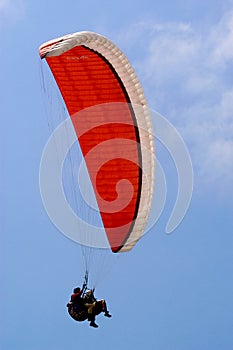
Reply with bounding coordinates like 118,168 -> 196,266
91,290 -> 97,302
81,283 -> 86,295
72,290 -> 82,302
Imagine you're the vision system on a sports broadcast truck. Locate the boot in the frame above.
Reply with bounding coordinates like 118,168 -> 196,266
104,311 -> 112,318
90,321 -> 98,328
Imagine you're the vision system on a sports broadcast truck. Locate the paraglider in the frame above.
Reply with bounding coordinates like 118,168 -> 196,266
39,31 -> 155,327
66,283 -> 111,328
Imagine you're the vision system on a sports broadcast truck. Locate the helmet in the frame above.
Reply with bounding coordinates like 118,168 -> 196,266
73,287 -> 81,293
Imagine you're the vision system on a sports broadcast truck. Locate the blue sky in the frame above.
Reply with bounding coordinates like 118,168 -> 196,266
1,0 -> 233,349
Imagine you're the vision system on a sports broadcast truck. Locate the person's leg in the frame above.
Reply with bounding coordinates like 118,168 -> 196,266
100,300 -> 112,317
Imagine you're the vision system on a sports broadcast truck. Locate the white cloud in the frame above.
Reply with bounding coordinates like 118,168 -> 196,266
121,10 -> 233,195
210,11 -> 233,66
0,0 -> 25,20
0,0 -> 7,10
0,0 -> 10,13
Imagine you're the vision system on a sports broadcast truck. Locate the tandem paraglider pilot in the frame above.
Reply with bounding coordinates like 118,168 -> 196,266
66,283 -> 111,328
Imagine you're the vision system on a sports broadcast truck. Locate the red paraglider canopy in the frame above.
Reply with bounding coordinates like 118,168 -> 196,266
39,32 -> 155,253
